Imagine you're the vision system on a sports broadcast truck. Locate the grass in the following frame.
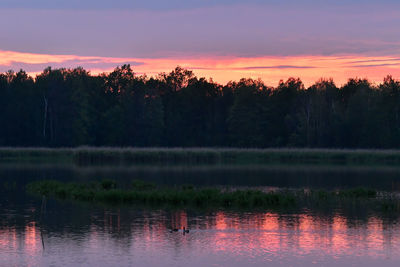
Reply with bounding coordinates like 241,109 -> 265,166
0,147 -> 73,163
5,147 -> 400,165
26,180 -> 296,209
66,147 -> 400,165
26,179 -> 400,211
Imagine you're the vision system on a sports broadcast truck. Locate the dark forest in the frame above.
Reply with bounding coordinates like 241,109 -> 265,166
1,65 -> 399,148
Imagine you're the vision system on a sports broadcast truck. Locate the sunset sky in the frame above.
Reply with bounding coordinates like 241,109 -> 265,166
1,0 -> 399,86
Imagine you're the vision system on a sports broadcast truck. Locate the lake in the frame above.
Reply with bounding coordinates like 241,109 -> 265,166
1,162 -> 400,266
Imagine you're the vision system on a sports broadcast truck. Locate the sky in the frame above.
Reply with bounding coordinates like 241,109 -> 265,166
1,0 -> 399,86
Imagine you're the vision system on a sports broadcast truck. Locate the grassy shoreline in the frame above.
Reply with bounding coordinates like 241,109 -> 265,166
4,147 -> 400,165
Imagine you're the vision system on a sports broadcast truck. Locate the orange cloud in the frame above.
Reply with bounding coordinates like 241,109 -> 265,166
1,50 -> 400,87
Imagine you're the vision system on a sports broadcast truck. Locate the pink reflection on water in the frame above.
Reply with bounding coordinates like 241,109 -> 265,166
0,227 -> 16,247
24,222 -> 39,257
171,210 -> 188,230
1,211 -> 400,266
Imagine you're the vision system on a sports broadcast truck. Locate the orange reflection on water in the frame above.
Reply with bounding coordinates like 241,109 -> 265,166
1,210 -> 399,263
177,211 -> 394,258
215,212 -> 228,230
170,210 -> 188,230
329,215 -> 349,254
366,217 -> 384,255
24,222 -> 40,261
214,212 -> 230,251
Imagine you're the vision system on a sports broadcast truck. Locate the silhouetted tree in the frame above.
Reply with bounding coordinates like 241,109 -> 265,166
228,78 -> 271,147
296,79 -> 339,147
270,78 -> 304,146
0,66 -> 399,148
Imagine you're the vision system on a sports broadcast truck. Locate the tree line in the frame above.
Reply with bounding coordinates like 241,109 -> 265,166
1,65 -> 399,148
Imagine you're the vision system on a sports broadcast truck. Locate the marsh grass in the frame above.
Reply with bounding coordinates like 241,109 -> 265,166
26,180 -> 298,209
26,180 -> 399,212
72,148 -> 400,165
5,147 -> 400,165
0,148 -> 73,163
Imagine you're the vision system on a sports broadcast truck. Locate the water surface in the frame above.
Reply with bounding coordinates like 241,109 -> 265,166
1,163 -> 400,266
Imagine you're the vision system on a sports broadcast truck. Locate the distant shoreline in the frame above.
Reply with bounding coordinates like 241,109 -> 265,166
3,147 -> 400,165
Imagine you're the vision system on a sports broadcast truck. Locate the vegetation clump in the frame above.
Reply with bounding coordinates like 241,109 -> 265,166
131,179 -> 156,191
26,180 -> 398,212
26,180 -> 299,209
336,187 -> 377,198
101,179 -> 116,190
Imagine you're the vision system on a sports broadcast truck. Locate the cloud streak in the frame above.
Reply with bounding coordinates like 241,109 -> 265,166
0,50 -> 144,73
187,65 -> 315,70
352,63 -> 400,68
1,50 -> 400,87
240,65 -> 315,70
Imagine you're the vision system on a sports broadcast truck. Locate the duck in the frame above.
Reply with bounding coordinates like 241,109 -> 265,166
170,228 -> 179,233
183,227 -> 189,234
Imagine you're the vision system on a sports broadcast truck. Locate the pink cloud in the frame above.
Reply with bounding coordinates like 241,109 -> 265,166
1,50 -> 400,87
